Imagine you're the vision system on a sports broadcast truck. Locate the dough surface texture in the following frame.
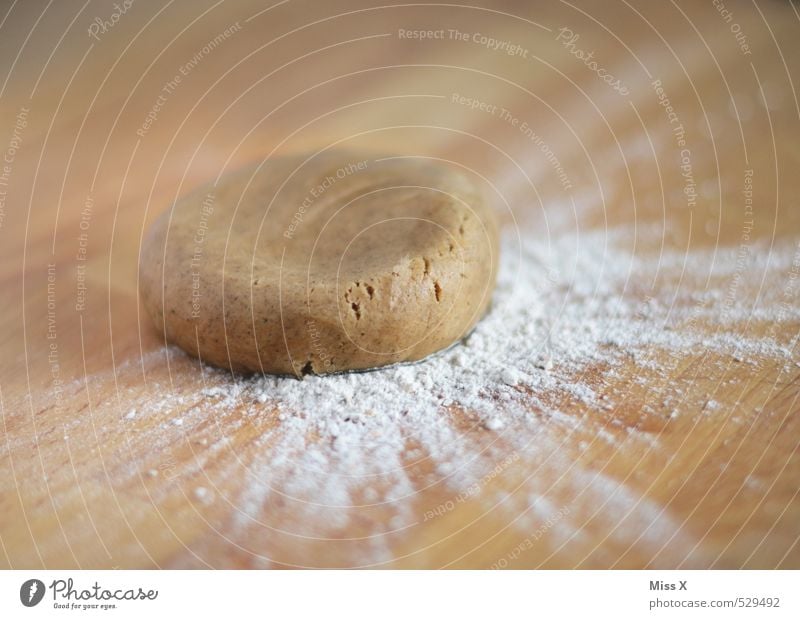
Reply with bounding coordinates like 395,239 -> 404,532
140,152 -> 498,376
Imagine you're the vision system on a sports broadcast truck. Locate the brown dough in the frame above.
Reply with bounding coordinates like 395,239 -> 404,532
140,152 -> 499,376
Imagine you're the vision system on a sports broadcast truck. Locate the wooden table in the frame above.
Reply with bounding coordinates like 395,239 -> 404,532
1,0 -> 799,568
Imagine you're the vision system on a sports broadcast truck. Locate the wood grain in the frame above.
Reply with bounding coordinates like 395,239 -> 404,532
0,0 -> 798,568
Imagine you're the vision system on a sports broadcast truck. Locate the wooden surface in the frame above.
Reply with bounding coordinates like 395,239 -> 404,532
1,0 -> 799,568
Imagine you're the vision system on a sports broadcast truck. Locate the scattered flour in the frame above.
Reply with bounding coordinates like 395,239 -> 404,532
75,218 -> 800,565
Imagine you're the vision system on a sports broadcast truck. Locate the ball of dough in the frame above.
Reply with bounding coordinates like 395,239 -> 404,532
140,152 -> 498,376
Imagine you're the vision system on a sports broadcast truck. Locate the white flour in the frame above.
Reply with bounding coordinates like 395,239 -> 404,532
51,214 -> 797,567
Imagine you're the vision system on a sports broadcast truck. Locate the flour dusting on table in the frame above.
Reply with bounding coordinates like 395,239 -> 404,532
110,218 -> 800,566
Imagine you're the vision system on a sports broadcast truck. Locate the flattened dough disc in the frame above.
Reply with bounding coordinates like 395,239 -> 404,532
140,152 -> 499,376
